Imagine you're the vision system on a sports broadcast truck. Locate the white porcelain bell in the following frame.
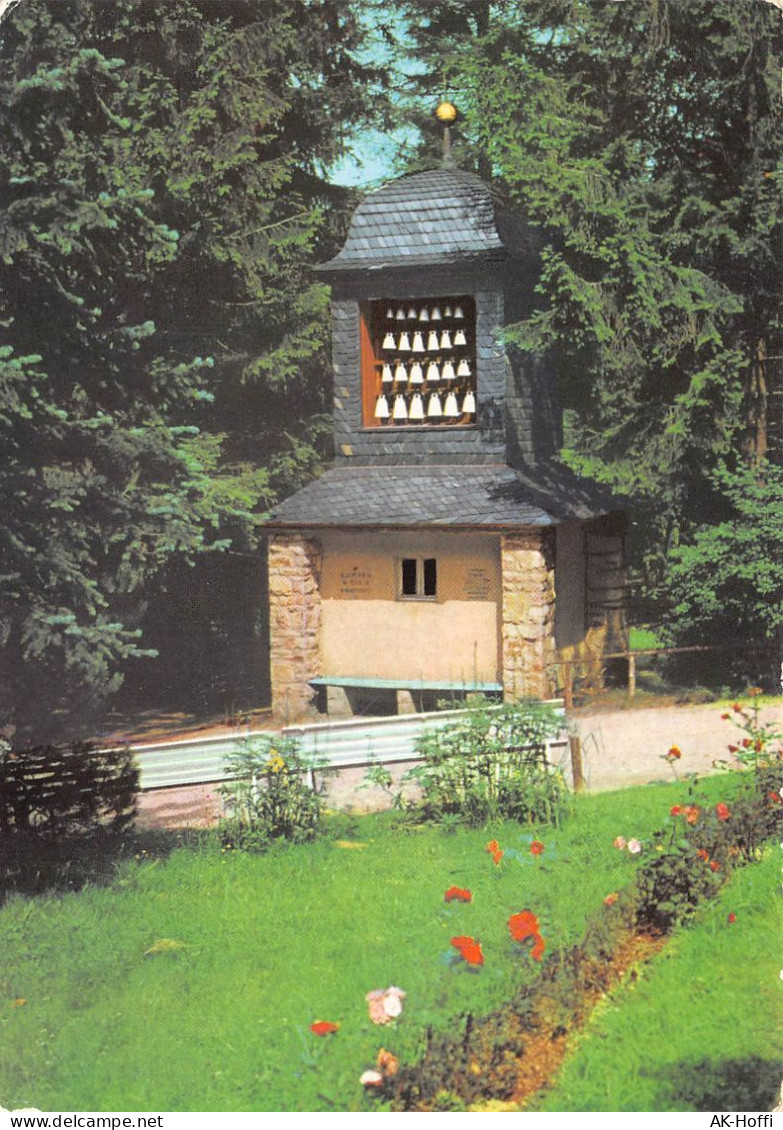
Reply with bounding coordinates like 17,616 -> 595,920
382,363 -> 394,384
454,304 -> 464,319
407,305 -> 417,320
394,362 -> 407,383
427,392 -> 443,418
427,330 -> 439,351
396,306 -> 406,320
418,307 -> 430,322
454,328 -> 467,346
440,330 -> 452,349
409,361 -> 424,385
443,304 -> 453,318
411,331 -> 425,353
442,360 -> 455,381
392,394 -> 408,420
386,307 -> 395,320
409,393 -> 424,420
457,359 -> 471,378
444,391 -> 460,417
426,361 -> 440,382
374,394 -> 390,419
461,390 -> 476,414
398,332 -> 411,351
382,332 -> 395,349
431,305 -> 442,321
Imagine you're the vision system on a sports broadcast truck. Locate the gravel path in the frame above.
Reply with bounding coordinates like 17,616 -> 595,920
565,701 -> 782,792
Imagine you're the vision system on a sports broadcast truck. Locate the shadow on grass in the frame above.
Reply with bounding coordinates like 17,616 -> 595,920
648,1055 -> 781,1112
0,826 -> 209,904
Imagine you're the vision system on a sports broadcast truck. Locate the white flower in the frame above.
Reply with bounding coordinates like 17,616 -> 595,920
627,839 -> 642,854
360,1070 -> 384,1088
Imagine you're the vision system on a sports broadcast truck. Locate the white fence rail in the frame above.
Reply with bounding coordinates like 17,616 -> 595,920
121,704 -> 567,791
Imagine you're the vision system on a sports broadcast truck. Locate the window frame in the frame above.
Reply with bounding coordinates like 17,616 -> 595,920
398,556 -> 438,601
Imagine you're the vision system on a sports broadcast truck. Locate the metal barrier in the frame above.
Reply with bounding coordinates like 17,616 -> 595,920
122,703 -> 567,791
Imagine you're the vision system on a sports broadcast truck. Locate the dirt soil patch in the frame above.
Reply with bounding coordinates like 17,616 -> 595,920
391,927 -> 668,1111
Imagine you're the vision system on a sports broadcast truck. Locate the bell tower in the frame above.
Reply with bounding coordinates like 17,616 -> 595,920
264,106 -> 626,723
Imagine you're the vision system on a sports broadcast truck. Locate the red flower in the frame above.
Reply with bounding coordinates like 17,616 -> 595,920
721,713 -> 730,720
485,840 -> 504,866
742,738 -> 752,748
310,1021 -> 339,1036
710,860 -> 720,872
728,744 -> 739,753
685,805 -> 701,825
530,841 -> 545,856
768,791 -> 782,805
444,887 -> 472,903
728,913 -> 737,924
530,934 -> 546,961
715,803 -> 731,822
667,746 -> 682,760
696,848 -> 710,862
508,910 -> 540,943
732,703 -> 743,713
451,936 -> 484,966
670,805 -> 683,816
509,911 -> 546,960
604,892 -> 619,906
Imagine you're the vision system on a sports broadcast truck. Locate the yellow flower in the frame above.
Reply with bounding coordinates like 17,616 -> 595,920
266,752 -> 285,773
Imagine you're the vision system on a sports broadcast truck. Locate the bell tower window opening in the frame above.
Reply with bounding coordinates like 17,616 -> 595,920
361,296 -> 477,428
399,557 -> 437,599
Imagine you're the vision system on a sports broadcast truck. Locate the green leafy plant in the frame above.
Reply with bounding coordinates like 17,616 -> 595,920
636,701 -> 781,930
218,736 -> 325,852
404,700 -> 568,828
0,738 -> 138,840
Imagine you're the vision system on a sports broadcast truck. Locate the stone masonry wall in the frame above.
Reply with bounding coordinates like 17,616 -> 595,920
501,530 -> 557,700
268,533 -> 323,723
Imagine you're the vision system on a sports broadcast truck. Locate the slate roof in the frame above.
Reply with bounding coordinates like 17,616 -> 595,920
317,169 -> 536,275
265,464 -> 619,529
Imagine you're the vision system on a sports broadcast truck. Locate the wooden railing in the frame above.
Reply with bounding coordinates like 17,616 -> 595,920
554,643 -> 778,709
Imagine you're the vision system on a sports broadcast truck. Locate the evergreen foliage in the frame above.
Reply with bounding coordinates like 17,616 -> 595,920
0,0 -> 382,736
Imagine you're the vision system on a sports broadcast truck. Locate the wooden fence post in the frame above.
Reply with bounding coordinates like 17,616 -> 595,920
627,652 -> 636,700
563,661 -> 573,711
569,734 -> 584,793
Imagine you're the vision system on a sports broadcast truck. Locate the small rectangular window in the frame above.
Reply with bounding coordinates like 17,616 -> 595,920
401,558 -> 418,596
399,557 -> 437,599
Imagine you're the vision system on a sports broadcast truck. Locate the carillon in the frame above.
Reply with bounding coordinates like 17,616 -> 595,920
368,295 -> 477,426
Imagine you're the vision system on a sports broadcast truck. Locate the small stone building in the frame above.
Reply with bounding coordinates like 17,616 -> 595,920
264,167 -> 626,722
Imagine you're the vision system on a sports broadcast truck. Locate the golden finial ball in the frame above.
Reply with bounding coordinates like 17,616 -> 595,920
435,101 -> 458,124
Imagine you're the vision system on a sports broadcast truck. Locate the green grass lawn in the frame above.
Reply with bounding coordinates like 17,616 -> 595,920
535,847 -> 782,1112
0,775 -> 772,1113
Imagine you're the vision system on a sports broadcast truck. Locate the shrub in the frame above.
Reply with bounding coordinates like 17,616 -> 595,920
636,699 -> 782,931
404,700 -> 568,828
0,738 -> 138,839
218,736 -> 325,852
